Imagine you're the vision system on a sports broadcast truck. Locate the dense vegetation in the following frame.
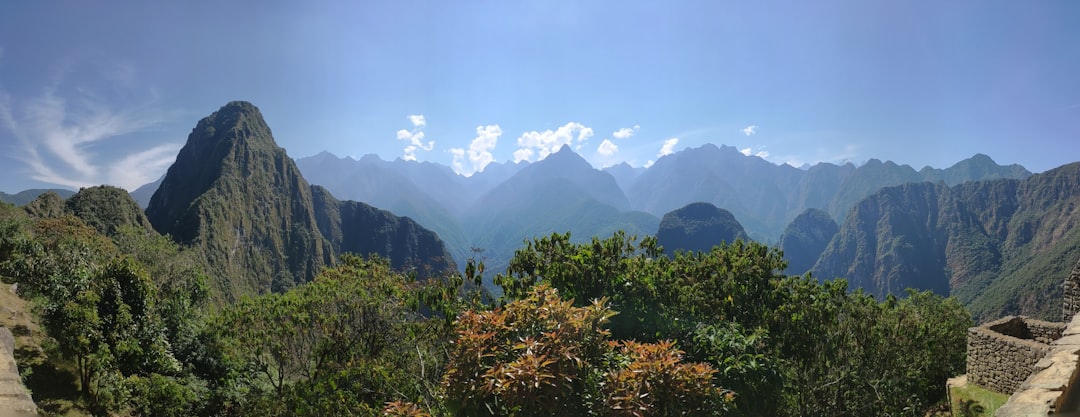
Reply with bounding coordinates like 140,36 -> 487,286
0,194 -> 971,417
814,163 -> 1080,321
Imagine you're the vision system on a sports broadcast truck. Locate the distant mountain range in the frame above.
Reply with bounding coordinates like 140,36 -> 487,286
0,189 -> 75,206
287,142 -> 1030,290
9,101 -> 1062,321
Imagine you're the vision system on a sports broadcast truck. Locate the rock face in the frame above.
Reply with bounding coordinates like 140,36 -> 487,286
814,163 -> 1080,321
146,101 -> 453,300
655,202 -> 748,255
0,327 -> 37,415
1063,259 -> 1080,322
778,208 -> 838,276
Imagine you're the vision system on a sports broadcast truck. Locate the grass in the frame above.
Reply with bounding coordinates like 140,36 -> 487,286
949,382 -> 1009,417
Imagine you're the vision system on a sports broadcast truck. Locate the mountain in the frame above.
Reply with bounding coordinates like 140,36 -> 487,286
295,152 -> 472,265
130,175 -> 164,208
66,185 -> 155,237
624,145 -> 1031,241
23,191 -> 68,219
628,144 -> 801,241
603,162 -> 645,192
813,163 -> 1080,322
0,189 -> 76,206
464,145 -> 657,281
778,208 -> 838,276
655,202 -> 748,255
310,185 -> 453,277
146,101 -> 452,300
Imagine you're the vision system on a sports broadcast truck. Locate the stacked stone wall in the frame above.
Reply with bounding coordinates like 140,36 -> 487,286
966,316 -> 1054,394
1064,259 -> 1080,321
1024,318 -> 1066,344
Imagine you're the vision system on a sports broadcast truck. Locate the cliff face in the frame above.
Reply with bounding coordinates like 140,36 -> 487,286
778,208 -> 838,276
813,163 -> 1080,321
146,102 -> 453,300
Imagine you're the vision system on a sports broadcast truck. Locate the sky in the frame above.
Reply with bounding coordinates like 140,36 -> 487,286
1,1 -> 1079,193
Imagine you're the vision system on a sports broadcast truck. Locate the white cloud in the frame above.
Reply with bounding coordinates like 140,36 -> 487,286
396,114 -> 433,161
740,147 -> 752,156
0,85 -> 178,190
408,114 -> 426,129
512,148 -> 533,163
756,151 -> 770,158
612,125 -> 640,139
644,159 -> 655,168
513,122 -> 593,162
597,139 -> 618,156
450,124 -> 502,176
658,137 -> 679,158
742,125 -> 757,136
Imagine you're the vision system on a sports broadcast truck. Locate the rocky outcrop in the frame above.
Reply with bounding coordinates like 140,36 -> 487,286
656,202 -> 748,255
0,327 -> 36,415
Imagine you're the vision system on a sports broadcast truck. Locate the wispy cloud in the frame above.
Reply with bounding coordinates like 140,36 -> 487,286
0,84 -> 180,190
612,125 -> 640,139
741,125 -> 757,136
396,114 -> 433,161
513,122 -> 594,162
597,139 -> 618,156
450,124 -> 502,176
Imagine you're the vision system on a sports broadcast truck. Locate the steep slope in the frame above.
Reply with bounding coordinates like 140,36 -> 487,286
146,101 -> 331,298
813,163 -> 1080,321
146,101 -> 453,300
310,186 -> 454,276
66,185 -> 155,237
778,208 -> 838,276
655,202 -> 748,255
296,152 -> 471,266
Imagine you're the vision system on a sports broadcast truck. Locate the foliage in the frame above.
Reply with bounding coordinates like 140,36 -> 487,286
442,284 -> 731,417
214,254 -> 451,416
497,232 -> 972,417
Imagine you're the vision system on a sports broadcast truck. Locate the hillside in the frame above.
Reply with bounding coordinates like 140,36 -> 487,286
778,208 -> 838,276
813,163 -> 1080,321
655,202 -> 749,255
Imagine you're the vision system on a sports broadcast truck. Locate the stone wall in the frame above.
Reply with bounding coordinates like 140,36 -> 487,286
1064,259 -> 1080,322
996,313 -> 1080,416
967,316 -> 1055,395
0,327 -> 37,415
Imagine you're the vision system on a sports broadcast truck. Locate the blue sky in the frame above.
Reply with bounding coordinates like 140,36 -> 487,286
1,1 -> 1079,192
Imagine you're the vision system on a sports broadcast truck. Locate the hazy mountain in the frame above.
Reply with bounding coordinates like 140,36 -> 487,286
655,202 -> 748,255
778,208 -> 838,276
130,176 -> 164,208
146,101 -> 452,300
0,189 -> 76,206
464,145 -> 657,281
625,145 -> 1031,241
813,163 -> 1080,322
603,162 -> 645,192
